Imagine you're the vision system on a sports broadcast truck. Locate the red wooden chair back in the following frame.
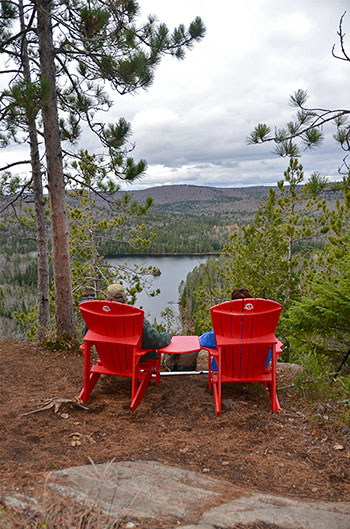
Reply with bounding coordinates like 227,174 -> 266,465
79,300 -> 144,375
210,298 -> 282,380
79,300 -> 160,411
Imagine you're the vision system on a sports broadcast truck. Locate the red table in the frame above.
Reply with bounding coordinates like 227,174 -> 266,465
158,335 -> 201,355
158,335 -> 208,375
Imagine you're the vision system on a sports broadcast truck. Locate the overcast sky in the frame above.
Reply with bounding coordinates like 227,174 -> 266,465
3,0 -> 350,190
112,0 -> 350,190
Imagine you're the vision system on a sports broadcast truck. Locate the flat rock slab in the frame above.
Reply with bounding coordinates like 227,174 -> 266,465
48,460 -> 233,522
46,461 -> 350,529
188,492 -> 350,529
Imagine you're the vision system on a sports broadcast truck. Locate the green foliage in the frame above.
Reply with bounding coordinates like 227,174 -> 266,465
110,202 -> 247,255
180,255 -> 227,334
183,158 -> 326,334
223,188 -> 290,303
42,332 -> 82,353
155,306 -> 182,335
181,159 -> 349,369
291,349 -> 350,425
293,349 -> 332,400
13,304 -> 38,340
287,250 -> 350,361
67,150 -> 160,316
247,123 -> 271,144
0,270 -> 38,339
248,89 -> 325,158
338,375 -> 350,402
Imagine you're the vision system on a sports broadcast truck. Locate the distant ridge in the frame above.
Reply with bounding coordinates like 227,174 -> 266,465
118,184 -> 274,212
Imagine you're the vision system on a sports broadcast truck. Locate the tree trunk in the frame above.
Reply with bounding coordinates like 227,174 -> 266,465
36,0 -> 75,337
32,138 -> 51,340
19,0 -> 51,340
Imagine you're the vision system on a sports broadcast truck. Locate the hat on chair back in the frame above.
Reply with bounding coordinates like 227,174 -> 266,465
106,283 -> 127,303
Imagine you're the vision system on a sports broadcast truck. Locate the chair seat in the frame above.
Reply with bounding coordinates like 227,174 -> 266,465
84,329 -> 140,346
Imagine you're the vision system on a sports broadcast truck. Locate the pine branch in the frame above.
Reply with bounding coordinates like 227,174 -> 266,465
0,3 -> 36,50
65,173 -> 115,205
0,177 -> 32,213
260,110 -> 350,146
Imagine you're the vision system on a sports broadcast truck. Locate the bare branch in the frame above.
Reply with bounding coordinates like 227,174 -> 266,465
332,12 -> 350,62
0,159 -> 31,172
0,69 -> 21,75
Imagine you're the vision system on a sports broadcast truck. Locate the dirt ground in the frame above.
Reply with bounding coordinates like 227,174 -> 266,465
1,339 -> 350,513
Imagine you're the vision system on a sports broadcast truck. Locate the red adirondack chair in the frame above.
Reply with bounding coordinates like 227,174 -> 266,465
206,298 -> 283,416
79,300 -> 160,412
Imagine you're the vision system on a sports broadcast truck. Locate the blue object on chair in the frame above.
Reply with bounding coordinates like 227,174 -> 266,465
199,329 -> 216,348
200,330 -> 218,369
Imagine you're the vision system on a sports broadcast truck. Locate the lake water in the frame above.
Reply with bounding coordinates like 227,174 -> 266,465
108,255 -> 212,325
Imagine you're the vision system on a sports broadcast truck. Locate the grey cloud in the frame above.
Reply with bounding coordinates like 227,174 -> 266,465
9,0 -> 349,191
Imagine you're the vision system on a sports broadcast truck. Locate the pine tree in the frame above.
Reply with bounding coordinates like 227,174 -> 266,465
184,159 -> 331,337
67,150 -> 156,307
247,13 -> 350,175
0,0 -> 205,337
0,0 -> 50,339
287,255 -> 350,362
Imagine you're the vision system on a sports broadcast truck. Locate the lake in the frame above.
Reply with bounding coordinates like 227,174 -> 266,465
108,255 -> 212,325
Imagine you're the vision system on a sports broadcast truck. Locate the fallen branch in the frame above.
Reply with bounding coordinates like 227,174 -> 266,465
20,396 -> 89,416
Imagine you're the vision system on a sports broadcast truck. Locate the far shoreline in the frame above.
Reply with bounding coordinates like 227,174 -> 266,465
106,252 -> 222,258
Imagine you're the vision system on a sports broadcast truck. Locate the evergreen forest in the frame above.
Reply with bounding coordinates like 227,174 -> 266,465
0,183 -> 257,339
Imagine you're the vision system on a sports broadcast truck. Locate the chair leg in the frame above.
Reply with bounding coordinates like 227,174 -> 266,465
154,358 -> 161,385
130,369 -> 153,412
268,344 -> 280,412
208,354 -> 212,390
80,342 -> 101,402
80,372 -> 100,402
266,382 -> 280,412
212,369 -> 222,416
213,380 -> 222,416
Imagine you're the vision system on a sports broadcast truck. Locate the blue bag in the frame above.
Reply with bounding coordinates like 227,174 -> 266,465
199,329 -> 216,348
200,329 -> 218,370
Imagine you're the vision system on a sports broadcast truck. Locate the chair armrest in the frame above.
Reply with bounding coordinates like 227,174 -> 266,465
215,333 -> 278,347
201,346 -> 219,357
135,348 -> 156,357
83,329 -> 140,347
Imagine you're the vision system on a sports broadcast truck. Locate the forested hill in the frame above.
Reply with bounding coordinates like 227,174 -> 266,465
117,184 -> 272,212
104,184 -> 275,255
101,182 -> 341,255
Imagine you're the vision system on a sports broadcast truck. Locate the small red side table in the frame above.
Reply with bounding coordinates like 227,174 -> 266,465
157,335 -> 201,355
